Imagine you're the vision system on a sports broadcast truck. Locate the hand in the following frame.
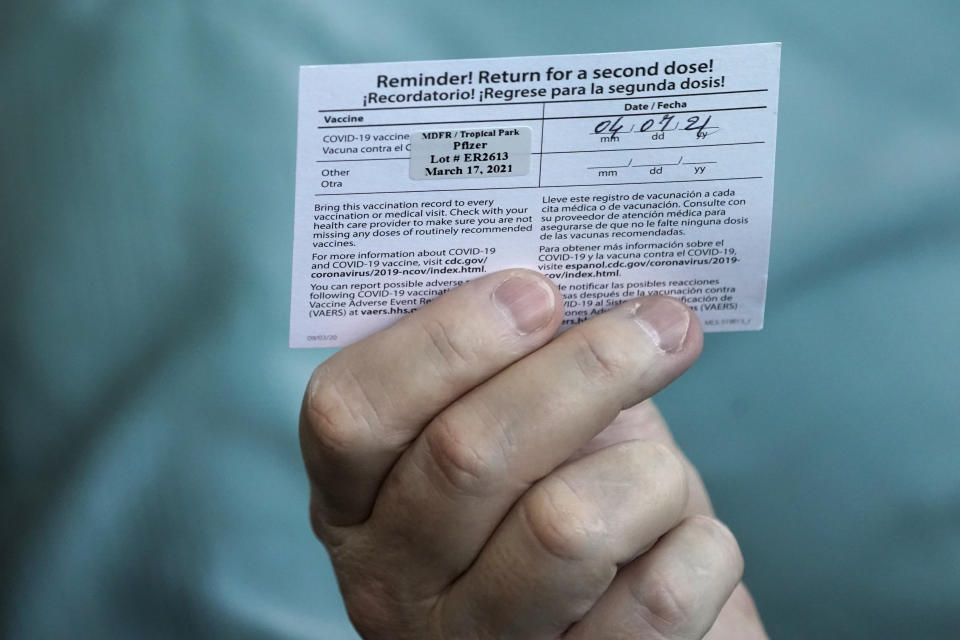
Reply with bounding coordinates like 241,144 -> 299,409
300,269 -> 767,639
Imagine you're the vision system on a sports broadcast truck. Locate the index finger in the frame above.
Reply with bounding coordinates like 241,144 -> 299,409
300,269 -> 563,531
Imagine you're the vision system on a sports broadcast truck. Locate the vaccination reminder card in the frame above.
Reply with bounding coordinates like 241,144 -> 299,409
291,43 -> 781,347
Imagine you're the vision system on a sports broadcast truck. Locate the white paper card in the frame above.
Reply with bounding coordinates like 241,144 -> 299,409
291,43 -> 781,347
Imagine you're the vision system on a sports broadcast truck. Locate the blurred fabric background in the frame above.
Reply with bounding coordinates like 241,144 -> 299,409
2,1 -> 958,638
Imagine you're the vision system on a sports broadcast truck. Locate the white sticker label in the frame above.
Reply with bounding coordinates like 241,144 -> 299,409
291,43 -> 781,348
409,127 -> 532,179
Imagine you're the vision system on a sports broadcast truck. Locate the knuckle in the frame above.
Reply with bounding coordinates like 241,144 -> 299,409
638,441 -> 689,515
569,326 -> 638,385
523,477 -> 605,562
652,442 -> 690,504
424,411 -> 506,496
632,517 -> 745,637
686,515 -> 745,577
418,316 -> 479,379
304,363 -> 376,457
633,573 -> 700,635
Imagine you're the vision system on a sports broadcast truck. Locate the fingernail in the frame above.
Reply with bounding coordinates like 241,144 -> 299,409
492,275 -> 556,335
632,297 -> 690,353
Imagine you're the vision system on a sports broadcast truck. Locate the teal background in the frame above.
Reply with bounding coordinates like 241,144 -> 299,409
2,1 -> 958,638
